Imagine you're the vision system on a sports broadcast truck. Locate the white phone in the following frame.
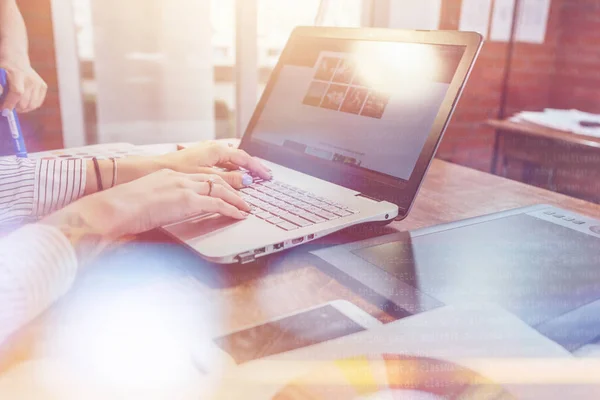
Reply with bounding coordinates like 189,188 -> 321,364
210,300 -> 382,365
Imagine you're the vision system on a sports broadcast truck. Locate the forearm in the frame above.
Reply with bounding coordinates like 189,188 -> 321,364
0,0 -> 29,61
83,156 -> 163,195
41,199 -> 116,264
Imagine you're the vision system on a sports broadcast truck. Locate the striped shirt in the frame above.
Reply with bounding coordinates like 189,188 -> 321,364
0,157 -> 85,345
0,224 -> 78,346
0,157 -> 86,225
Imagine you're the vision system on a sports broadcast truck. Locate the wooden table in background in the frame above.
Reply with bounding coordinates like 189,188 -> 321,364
487,119 -> 600,203
2,159 -> 600,376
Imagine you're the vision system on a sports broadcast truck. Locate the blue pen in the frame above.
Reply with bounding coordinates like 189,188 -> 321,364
0,68 -> 27,158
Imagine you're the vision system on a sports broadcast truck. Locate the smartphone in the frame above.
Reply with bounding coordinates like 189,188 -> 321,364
212,300 -> 382,365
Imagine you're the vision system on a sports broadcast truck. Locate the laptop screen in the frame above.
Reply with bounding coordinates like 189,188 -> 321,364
249,37 -> 465,182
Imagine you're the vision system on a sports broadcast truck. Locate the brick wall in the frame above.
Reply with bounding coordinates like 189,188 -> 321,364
437,0 -> 565,172
550,0 -> 600,113
0,0 -> 63,156
20,0 -> 63,152
439,0 -> 600,172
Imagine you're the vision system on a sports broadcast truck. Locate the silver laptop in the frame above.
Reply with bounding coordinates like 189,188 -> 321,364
163,27 -> 483,264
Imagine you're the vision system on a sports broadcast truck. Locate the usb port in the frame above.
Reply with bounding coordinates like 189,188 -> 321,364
254,247 -> 266,255
307,234 -> 315,240
292,237 -> 304,245
274,242 -> 284,250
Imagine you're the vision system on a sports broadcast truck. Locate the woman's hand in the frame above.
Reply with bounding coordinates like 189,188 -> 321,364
154,142 -> 272,188
99,142 -> 272,195
43,169 -> 251,262
98,169 -> 251,237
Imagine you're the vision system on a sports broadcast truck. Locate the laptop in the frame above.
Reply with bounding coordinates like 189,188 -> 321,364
163,27 -> 483,264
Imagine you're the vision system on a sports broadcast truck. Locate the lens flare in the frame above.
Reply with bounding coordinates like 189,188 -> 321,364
351,41 -> 441,100
37,275 -> 221,397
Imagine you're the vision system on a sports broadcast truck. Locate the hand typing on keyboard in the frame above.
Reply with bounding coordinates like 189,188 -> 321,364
239,180 -> 357,231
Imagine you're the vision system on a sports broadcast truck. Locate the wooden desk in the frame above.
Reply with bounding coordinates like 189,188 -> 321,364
488,119 -> 600,203
488,119 -> 600,149
2,159 -> 600,376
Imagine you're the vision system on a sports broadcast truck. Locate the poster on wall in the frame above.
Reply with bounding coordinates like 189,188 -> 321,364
516,0 -> 551,44
490,0 -> 551,44
490,0 -> 516,41
388,0 -> 442,30
458,0 -> 493,38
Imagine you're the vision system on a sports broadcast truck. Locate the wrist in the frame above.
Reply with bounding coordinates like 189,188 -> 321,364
40,194 -> 122,264
116,156 -> 165,184
150,154 -> 174,172
80,194 -> 124,240
43,193 -> 121,241
0,42 -> 30,63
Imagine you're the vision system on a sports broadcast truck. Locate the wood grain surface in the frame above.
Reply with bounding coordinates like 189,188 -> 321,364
2,159 -> 600,377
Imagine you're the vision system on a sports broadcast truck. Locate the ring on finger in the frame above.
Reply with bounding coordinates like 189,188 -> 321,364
207,176 -> 218,197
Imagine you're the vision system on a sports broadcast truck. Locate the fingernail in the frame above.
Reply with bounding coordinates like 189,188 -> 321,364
2,109 -> 10,117
240,211 -> 249,218
242,173 -> 253,186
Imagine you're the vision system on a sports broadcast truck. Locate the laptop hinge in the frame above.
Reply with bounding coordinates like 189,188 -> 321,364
356,193 -> 383,202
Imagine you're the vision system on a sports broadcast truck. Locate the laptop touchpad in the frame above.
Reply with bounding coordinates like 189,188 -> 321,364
164,214 -> 242,241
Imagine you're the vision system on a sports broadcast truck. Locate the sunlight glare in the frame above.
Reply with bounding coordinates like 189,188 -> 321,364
351,42 -> 441,99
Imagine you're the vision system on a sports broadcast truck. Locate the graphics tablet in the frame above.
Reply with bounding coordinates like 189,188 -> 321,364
312,204 -> 600,353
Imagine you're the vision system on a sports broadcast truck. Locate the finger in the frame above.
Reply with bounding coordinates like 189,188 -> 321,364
218,171 -> 253,189
195,196 -> 248,220
0,70 -> 25,111
196,168 -> 251,190
184,177 -> 250,211
16,84 -> 33,113
215,161 -> 240,171
216,147 -> 272,180
188,172 -> 239,195
26,83 -> 47,112
204,183 -> 251,212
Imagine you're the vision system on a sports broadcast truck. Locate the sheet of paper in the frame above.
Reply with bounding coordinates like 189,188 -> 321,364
516,0 -> 551,43
459,0 -> 493,37
490,0 -> 517,41
388,0 -> 442,30
512,109 -> 600,138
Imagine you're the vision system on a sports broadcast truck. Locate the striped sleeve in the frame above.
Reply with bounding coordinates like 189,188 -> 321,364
0,157 -> 86,224
0,224 -> 78,346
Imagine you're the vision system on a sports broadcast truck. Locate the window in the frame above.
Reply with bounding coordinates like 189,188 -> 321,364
257,0 -> 363,88
67,0 -> 365,144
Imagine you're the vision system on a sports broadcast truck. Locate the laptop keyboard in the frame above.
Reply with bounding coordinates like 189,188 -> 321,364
239,179 -> 358,231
